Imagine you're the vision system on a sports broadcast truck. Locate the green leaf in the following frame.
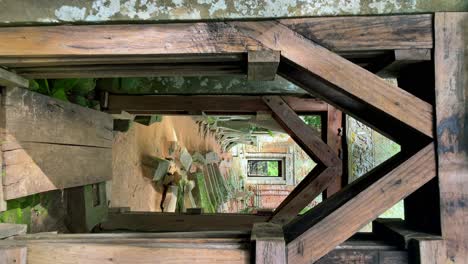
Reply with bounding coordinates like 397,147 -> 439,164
73,95 -> 88,107
51,88 -> 69,102
52,79 -> 79,93
28,80 -> 40,91
72,78 -> 96,95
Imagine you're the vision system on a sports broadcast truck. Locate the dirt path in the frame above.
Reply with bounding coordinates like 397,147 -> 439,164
110,116 -> 222,212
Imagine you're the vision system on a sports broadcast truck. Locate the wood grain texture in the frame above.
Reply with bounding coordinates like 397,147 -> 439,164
287,143 -> 436,264
100,212 -> 269,232
324,105 -> 343,198
230,21 -> 433,139
279,15 -> 433,51
248,50 -> 280,81
106,95 -> 328,115
372,219 -> 442,249
14,63 -> 245,78
251,223 -> 286,264
0,68 -> 28,88
263,96 -> 339,167
0,54 -> 244,67
24,243 -> 248,264
0,246 -> 27,264
409,238 -> 447,264
317,250 -> 408,264
3,87 -> 112,148
2,143 -> 112,200
434,12 -> 468,263
262,96 -> 341,225
0,224 -> 27,239
0,23 -> 264,56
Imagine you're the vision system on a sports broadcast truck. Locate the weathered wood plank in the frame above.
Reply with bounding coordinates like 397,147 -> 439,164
286,143 -> 436,264
247,50 -> 280,81
0,23 -> 265,57
0,224 -> 27,239
279,15 -> 433,51
372,219 -> 441,249
263,96 -> 339,167
324,105 -> 343,198
106,95 -> 328,115
230,20 -> 433,144
251,223 -> 286,264
26,243 -> 248,264
408,238 -> 447,264
3,87 -> 112,148
14,63 -> 244,78
0,68 -> 28,88
262,96 -> 341,225
100,212 -> 269,232
2,143 -> 112,200
434,12 -> 468,263
0,54 -> 245,67
0,246 -> 27,264
317,250 -> 408,264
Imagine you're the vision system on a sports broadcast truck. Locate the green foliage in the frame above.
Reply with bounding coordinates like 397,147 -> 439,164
29,78 -> 97,107
301,115 -> 321,132
196,173 -> 215,213
267,161 -> 279,176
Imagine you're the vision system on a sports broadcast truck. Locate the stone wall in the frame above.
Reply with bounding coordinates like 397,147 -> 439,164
0,0 -> 466,25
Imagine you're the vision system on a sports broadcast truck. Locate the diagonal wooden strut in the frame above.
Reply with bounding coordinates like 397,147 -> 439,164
285,143 -> 436,264
229,20 -> 433,146
263,96 -> 341,225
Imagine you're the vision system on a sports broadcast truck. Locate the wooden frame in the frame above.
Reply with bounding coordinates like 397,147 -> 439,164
0,13 -> 457,264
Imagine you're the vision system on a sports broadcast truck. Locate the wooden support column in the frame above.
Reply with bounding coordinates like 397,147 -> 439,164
434,12 -> 468,263
324,105 -> 344,198
251,223 -> 286,264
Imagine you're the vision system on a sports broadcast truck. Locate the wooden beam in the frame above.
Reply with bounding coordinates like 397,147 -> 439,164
434,12 -> 468,263
317,240 -> 409,264
0,246 -> 27,264
100,212 -> 269,232
0,54 -> 245,67
372,219 -> 442,249
262,96 -> 341,225
0,224 -> 27,239
106,95 -> 328,115
324,105 -> 344,198
248,50 -> 280,81
229,20 -> 433,146
285,143 -> 436,264
1,87 -> 112,200
12,63 -> 245,78
0,235 -> 250,264
408,238 -> 447,264
0,23 -> 265,57
263,96 -> 339,167
0,68 -> 28,88
279,14 -> 433,51
377,49 -> 432,75
251,223 -> 286,264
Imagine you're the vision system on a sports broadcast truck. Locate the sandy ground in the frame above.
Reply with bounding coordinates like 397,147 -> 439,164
110,116 -> 222,212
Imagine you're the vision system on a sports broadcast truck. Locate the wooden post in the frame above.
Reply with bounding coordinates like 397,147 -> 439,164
324,105 -> 343,198
434,12 -> 468,262
251,223 -> 286,264
247,50 -> 280,81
